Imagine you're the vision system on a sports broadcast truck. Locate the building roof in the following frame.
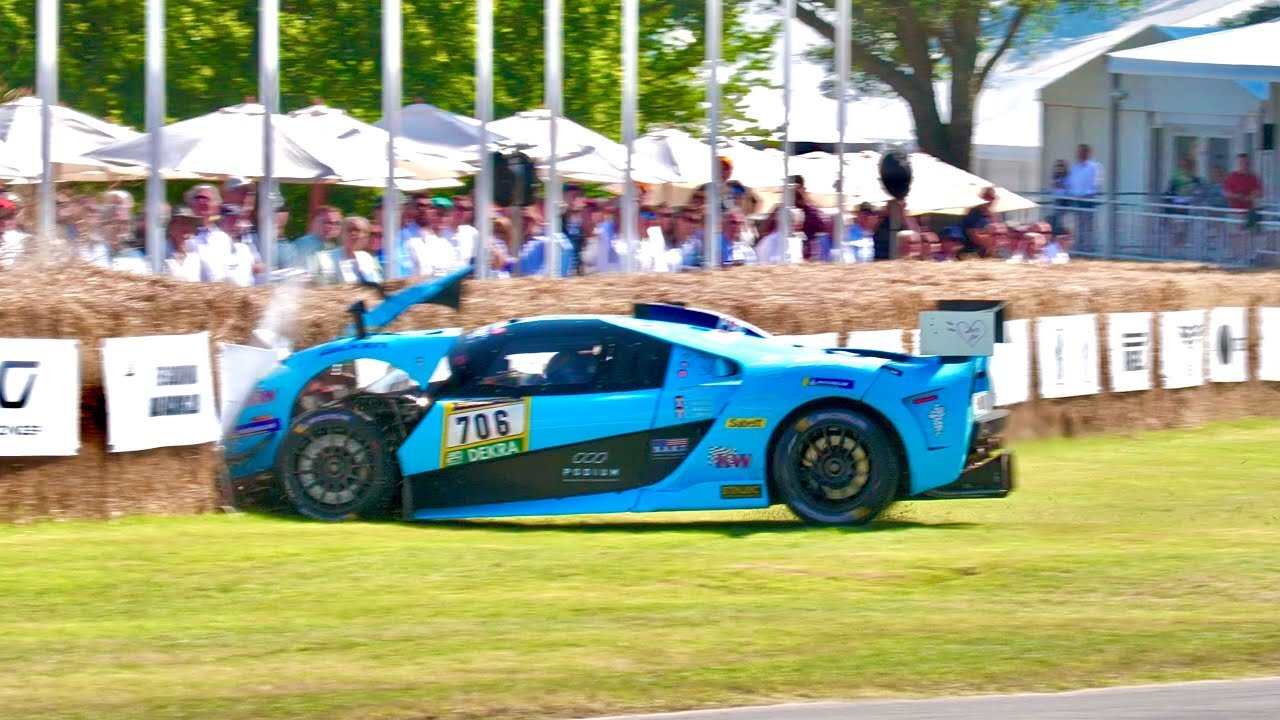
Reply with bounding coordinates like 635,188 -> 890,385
1107,20 -> 1280,83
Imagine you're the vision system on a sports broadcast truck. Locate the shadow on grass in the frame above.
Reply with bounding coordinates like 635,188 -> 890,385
400,517 -> 979,537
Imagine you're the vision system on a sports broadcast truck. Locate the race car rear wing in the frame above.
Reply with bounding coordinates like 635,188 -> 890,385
918,300 -> 1007,357
633,303 -> 772,339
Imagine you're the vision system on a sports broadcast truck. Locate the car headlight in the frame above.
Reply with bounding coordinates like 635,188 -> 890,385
971,390 -> 994,416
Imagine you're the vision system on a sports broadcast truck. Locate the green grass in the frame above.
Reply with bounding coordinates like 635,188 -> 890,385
2,420 -> 1280,720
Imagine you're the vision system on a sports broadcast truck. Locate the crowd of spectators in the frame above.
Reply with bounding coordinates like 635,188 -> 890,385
0,166 -> 1076,283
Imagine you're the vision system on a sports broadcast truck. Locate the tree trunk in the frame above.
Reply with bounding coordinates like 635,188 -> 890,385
903,102 -> 972,171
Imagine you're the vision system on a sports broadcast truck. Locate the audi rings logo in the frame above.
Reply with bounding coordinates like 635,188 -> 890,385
572,452 -> 609,464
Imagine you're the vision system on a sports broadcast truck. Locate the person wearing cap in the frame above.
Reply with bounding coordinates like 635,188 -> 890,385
434,196 -> 478,267
400,193 -> 462,277
0,197 -> 28,267
220,203 -> 264,286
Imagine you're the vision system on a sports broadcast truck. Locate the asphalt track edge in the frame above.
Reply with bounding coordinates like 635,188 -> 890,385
575,676 -> 1280,720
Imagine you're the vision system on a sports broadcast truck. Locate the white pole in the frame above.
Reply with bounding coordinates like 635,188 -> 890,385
382,0 -> 403,280
145,0 -> 165,274
259,0 -> 279,275
36,0 -> 58,247
474,0 -> 493,280
705,0 -> 722,269
835,0 -> 850,259
621,0 -> 639,274
779,0 -> 794,264
545,0 -> 563,277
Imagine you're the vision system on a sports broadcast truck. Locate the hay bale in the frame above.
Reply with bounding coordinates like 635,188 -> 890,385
1,258 -> 1279,521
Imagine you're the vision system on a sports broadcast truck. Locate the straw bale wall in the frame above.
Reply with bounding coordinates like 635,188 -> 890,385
2,260 -> 1278,521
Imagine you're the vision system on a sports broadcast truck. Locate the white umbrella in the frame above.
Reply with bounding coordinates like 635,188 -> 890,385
782,150 -> 1036,215
635,128 -> 787,189
489,109 -> 680,185
380,101 -> 507,153
0,96 -> 152,181
286,103 -> 474,183
89,102 -> 401,182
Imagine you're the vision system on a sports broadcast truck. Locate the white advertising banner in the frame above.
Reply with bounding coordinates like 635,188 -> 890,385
990,319 -> 1030,406
1036,314 -> 1101,399
1160,310 -> 1207,389
775,333 -> 839,348
844,329 -> 904,354
1207,307 -> 1249,383
1261,308 -> 1280,382
217,343 -> 282,435
1106,312 -> 1153,393
102,333 -> 221,453
0,339 -> 80,456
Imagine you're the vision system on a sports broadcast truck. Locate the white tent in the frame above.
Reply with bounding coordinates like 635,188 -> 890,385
286,103 -> 473,183
0,96 -> 150,181
1107,21 -> 1280,81
89,102 -> 402,182
489,109 -> 680,184
380,101 -> 507,153
778,150 -> 1037,215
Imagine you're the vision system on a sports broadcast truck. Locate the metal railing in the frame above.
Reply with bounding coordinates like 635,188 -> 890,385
1016,193 -> 1280,267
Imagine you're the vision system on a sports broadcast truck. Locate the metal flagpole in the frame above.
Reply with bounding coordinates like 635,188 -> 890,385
545,0 -> 563,278
474,0 -> 493,280
145,0 -> 165,274
621,0 -> 639,274
259,0 -> 279,276
382,0 -> 403,280
779,0 -> 794,264
834,0 -> 850,259
704,0 -> 721,269
36,0 -> 58,248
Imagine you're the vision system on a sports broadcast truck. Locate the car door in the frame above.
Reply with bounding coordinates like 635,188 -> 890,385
399,320 -> 671,511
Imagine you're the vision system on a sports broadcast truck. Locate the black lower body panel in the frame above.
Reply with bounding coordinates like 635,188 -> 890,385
921,450 -> 1014,499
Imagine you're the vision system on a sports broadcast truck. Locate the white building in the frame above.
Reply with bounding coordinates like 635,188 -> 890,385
742,0 -> 1274,193
1041,24 -> 1271,197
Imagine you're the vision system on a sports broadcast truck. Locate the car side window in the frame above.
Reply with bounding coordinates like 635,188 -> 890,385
469,336 -> 607,395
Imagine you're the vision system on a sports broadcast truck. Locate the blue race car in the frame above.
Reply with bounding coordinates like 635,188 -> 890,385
225,267 -> 1014,525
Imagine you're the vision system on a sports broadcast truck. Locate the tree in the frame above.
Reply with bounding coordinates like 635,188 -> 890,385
0,0 -> 775,139
1219,2 -> 1280,28
788,0 -> 1133,170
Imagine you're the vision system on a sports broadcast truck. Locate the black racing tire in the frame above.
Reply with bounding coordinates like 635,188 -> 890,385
276,407 -> 400,521
771,406 -> 900,526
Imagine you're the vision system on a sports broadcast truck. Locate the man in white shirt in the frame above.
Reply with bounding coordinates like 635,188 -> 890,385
400,194 -> 462,277
1065,144 -> 1103,251
184,184 -> 235,282
0,198 -> 28,267
436,197 -> 478,266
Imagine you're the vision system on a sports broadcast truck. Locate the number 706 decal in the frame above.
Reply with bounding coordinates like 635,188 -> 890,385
440,398 -> 531,468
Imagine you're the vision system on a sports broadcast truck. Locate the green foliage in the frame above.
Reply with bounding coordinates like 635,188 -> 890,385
1219,2 -> 1280,28
0,0 -> 776,138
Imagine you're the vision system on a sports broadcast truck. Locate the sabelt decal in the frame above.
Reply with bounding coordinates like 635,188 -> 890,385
247,387 -> 277,406
649,437 -> 690,460
709,446 -> 751,469
802,377 -> 855,390
725,417 -> 767,429
720,483 -> 763,499
440,397 -> 530,468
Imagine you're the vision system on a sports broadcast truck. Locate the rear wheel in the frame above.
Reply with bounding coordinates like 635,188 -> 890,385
771,407 -> 900,526
277,408 -> 400,521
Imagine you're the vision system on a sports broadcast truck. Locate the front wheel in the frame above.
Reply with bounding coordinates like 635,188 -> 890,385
771,407 -> 901,526
277,407 -> 400,521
